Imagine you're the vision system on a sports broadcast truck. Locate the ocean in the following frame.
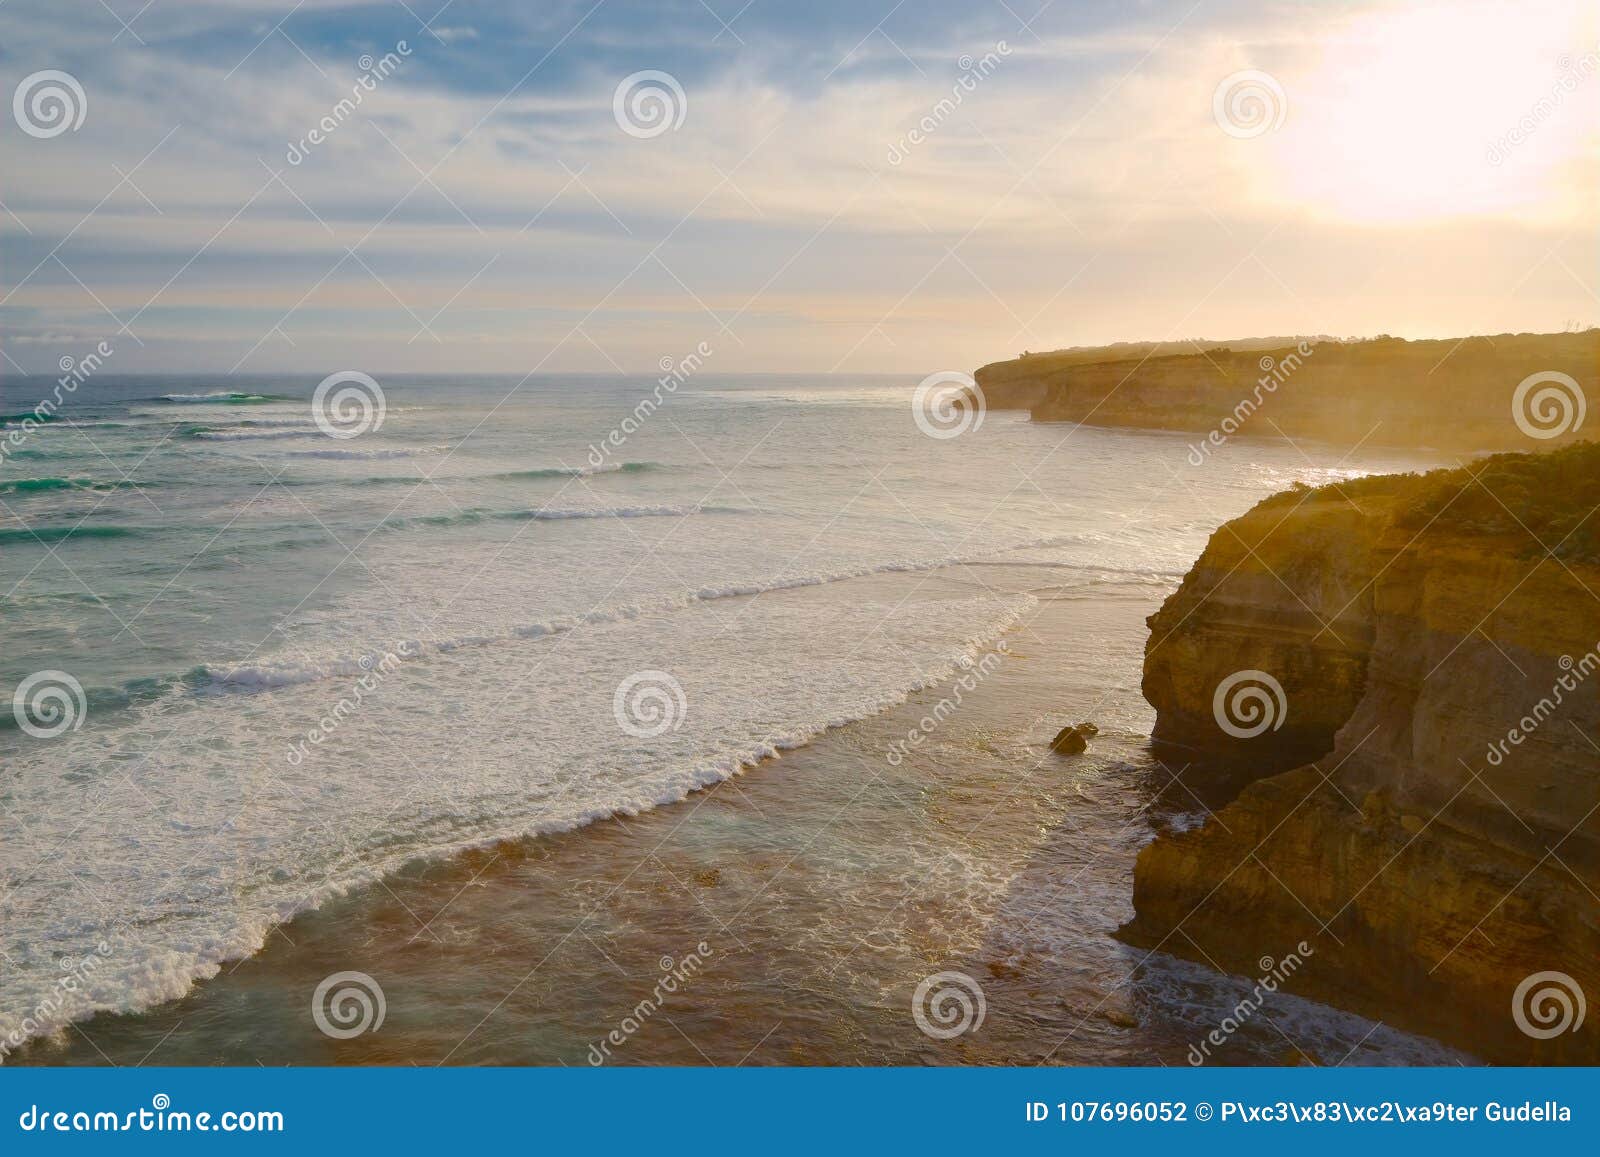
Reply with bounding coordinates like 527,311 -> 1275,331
0,373 -> 1463,1064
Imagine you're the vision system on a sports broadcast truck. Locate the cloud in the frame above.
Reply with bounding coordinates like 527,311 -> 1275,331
0,0 -> 1594,375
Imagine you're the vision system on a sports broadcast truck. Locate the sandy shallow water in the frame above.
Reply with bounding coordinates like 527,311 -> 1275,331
14,566 -> 1463,1067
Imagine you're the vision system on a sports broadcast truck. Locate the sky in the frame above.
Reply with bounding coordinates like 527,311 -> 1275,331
0,0 -> 1596,376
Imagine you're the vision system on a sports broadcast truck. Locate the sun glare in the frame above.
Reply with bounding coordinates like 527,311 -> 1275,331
1269,2 -> 1596,223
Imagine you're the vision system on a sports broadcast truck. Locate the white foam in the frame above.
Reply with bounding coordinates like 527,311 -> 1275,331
157,391 -> 279,402
280,445 -> 447,460
190,428 -> 319,441
0,591 -> 1034,1049
196,546 -> 1053,690
515,503 -> 739,520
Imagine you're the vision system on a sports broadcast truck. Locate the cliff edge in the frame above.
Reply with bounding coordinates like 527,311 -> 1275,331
975,330 -> 1597,452
1122,444 -> 1600,1063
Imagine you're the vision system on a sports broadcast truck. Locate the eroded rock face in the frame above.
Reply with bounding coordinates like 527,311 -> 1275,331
1142,491 -> 1380,775
1123,459 -> 1600,1064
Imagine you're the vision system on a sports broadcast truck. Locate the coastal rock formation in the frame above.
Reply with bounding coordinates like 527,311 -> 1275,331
1141,493 -> 1377,774
1050,721 -> 1099,754
976,330 -> 1598,452
1122,445 -> 1600,1063
973,336 -> 1317,412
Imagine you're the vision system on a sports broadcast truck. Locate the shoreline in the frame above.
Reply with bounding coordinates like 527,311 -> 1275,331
3,574 -> 1034,1062
11,566 -> 1460,1067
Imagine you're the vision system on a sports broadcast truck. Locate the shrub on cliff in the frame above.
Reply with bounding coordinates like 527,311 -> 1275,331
1243,443 -> 1600,564
1398,441 -> 1600,564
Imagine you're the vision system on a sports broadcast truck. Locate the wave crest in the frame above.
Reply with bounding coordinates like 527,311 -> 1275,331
155,392 -> 288,404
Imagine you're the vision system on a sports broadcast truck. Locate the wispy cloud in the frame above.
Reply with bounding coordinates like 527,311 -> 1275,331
0,0 -> 1595,375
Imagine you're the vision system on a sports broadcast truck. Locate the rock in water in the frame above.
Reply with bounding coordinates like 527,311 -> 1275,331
1050,722 -> 1097,754
1051,728 -> 1086,754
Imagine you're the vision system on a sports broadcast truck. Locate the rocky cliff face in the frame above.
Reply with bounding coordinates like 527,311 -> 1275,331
977,330 -> 1598,452
1123,447 -> 1600,1063
1141,493 -> 1379,773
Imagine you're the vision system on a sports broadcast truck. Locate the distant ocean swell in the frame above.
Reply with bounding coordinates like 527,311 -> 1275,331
0,525 -> 140,545
154,392 -> 289,404
0,478 -> 153,495
242,462 -> 661,487
494,461 -> 657,479
277,445 -> 447,460
376,502 -> 751,530
0,500 -> 744,550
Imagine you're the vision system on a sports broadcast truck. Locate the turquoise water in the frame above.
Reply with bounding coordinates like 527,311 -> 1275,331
0,374 -> 1441,1054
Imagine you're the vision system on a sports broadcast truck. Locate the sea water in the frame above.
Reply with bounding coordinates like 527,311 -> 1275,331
0,373 -> 1453,1062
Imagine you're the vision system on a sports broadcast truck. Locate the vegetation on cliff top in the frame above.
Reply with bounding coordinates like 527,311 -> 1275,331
978,329 -> 1598,453
1401,441 -> 1600,563
1253,442 -> 1600,564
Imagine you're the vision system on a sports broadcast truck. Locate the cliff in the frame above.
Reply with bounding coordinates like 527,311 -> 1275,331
1123,444 -> 1600,1063
976,330 -> 1598,452
973,336 -> 1316,412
